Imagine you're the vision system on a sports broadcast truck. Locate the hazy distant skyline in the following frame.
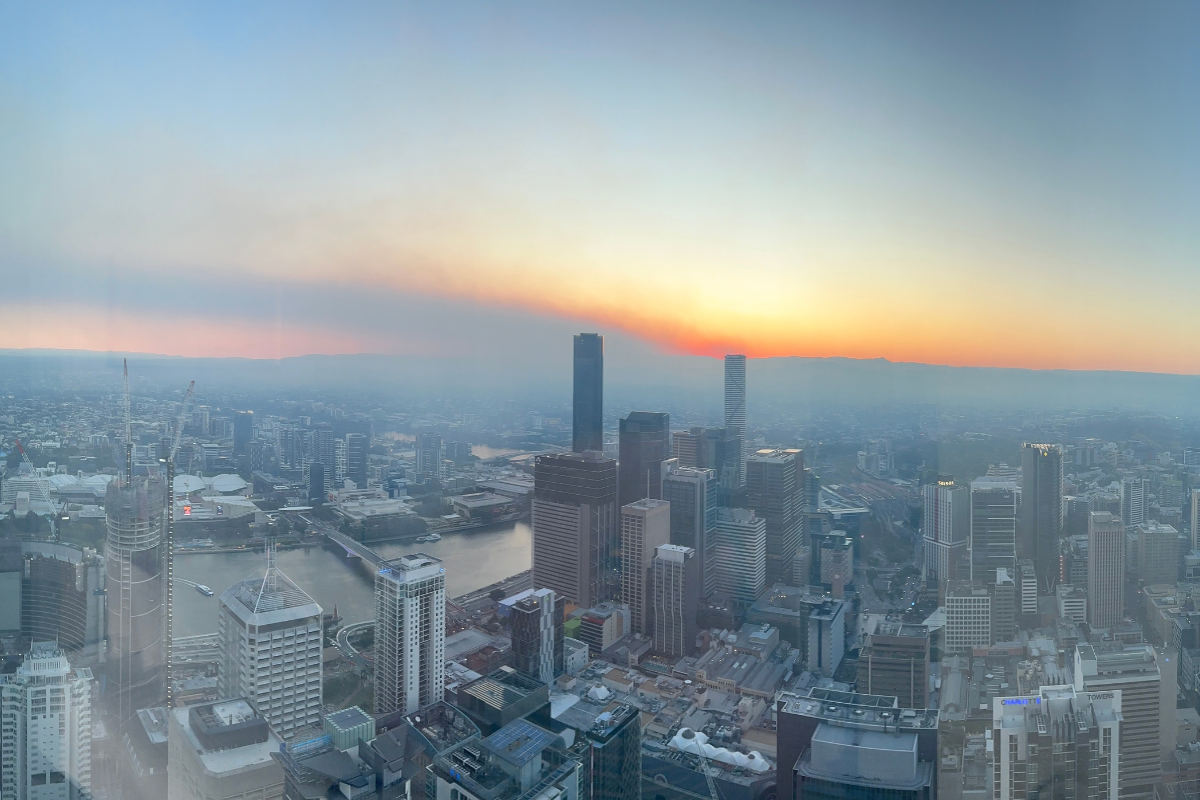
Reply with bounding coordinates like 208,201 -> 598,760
3,2 -> 1199,371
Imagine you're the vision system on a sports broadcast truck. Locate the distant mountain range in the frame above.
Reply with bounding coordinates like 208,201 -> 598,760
1,348 -> 1197,415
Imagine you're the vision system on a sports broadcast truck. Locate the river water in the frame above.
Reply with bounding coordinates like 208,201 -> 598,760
173,521 -> 531,637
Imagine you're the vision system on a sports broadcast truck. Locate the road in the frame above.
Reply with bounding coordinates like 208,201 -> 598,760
336,620 -> 374,668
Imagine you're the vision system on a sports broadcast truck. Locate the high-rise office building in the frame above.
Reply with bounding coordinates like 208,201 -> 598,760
710,508 -> 767,603
724,354 -> 747,487
167,700 -> 284,800
573,333 -> 604,453
922,476 -> 969,589
620,499 -> 671,637
671,429 -> 700,467
651,544 -> 699,659
1191,489 -> 1200,551
374,554 -> 446,716
991,685 -> 1120,800
969,475 -> 1018,583
430,718 -> 580,800
1075,645 -> 1171,800
662,467 -> 718,595
745,448 -> 804,586
1121,477 -> 1149,528
503,588 -> 565,685
1089,512 -> 1127,629
532,451 -> 619,607
585,704 -> 641,800
617,412 -> 670,508
778,689 -> 938,800
104,477 -> 166,728
232,410 -> 253,457
989,567 -> 1017,644
304,425 -> 335,491
1135,520 -> 1179,586
414,432 -> 444,483
306,463 -> 325,503
0,643 -> 93,800
1020,443 -> 1064,590
344,432 -> 368,488
944,581 -> 991,652
217,555 -> 324,739
1017,559 -> 1038,615
856,619 -> 931,709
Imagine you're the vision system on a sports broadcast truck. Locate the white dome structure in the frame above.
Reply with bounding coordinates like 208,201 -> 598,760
668,728 -> 770,773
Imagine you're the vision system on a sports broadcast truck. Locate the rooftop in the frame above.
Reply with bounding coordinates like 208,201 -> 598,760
222,566 -> 322,625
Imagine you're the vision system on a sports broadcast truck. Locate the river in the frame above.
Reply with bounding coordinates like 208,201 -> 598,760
173,520 -> 532,637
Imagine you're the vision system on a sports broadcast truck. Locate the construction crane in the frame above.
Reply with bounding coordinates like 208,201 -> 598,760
123,358 -> 133,484
13,439 -> 57,541
163,380 -> 195,708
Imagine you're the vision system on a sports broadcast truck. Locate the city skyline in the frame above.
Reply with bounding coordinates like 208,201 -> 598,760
4,3 -> 1200,372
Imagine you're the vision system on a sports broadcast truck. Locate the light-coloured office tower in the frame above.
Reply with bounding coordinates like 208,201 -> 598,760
1089,511 -> 1126,629
992,685 -> 1120,800
745,448 -> 804,586
723,354 -> 747,487
662,467 -> 718,595
710,508 -> 766,603
1017,559 -> 1038,615
620,499 -> 671,637
1192,489 -> 1200,551
1020,443 -> 1063,590
923,476 -> 969,589
374,554 -> 446,716
969,476 -> 1018,583
1056,584 -> 1087,623
670,429 -> 700,467
807,599 -> 846,678
944,581 -> 991,653
651,544 -> 699,659
1121,477 -> 1149,528
0,643 -> 93,800
1075,645 -> 1172,800
167,700 -> 284,800
1136,520 -> 1179,586
415,432 -> 444,483
217,557 -> 324,740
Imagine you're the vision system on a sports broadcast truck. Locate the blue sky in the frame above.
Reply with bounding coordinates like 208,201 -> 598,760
2,2 -> 1199,369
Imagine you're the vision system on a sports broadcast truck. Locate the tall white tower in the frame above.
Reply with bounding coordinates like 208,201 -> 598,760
723,354 -> 747,487
217,548 -> 324,740
0,643 -> 93,800
373,554 -> 446,716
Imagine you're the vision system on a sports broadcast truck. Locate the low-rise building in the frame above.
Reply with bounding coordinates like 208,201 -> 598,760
168,699 -> 284,800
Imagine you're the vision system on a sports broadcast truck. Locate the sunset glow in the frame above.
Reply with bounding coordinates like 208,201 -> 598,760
3,2 -> 1199,372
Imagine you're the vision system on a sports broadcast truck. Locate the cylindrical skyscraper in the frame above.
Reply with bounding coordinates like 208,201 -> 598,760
573,333 -> 604,453
723,354 -> 746,487
105,477 -> 166,728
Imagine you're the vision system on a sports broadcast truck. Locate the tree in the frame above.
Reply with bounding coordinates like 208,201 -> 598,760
489,588 -> 507,603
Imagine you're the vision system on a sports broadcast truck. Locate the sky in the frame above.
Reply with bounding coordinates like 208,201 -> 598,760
2,2 -> 1199,372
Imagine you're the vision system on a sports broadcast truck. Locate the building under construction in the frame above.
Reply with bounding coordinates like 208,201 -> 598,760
104,476 -> 167,727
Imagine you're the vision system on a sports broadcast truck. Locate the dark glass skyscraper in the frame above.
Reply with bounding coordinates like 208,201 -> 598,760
573,333 -> 604,453
585,704 -> 641,800
1019,443 -> 1063,590
532,452 -> 619,606
617,411 -> 670,509
233,410 -> 253,456
662,466 -> 718,594
344,432 -> 368,487
745,448 -> 804,587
